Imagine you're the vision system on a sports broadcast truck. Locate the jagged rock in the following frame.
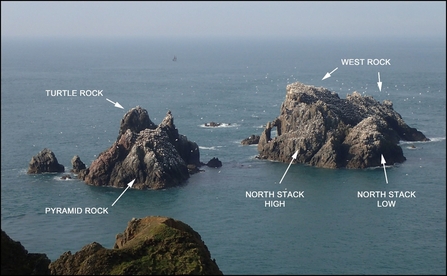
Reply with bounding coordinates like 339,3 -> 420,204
27,148 -> 64,174
80,107 -> 200,190
206,157 -> 222,168
159,110 -> 201,167
70,155 -> 86,173
241,134 -> 260,145
117,105 -> 157,138
1,229 -> 51,275
257,82 -> 429,168
49,216 -> 223,275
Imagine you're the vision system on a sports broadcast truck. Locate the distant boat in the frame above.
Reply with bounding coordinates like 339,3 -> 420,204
172,55 -> 177,61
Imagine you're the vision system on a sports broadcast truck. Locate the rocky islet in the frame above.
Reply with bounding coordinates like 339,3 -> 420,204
257,82 -> 428,168
28,82 -> 429,179
21,81 -> 431,274
28,106 -> 222,189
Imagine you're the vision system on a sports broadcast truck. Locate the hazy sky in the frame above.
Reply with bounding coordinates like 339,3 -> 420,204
1,1 -> 445,38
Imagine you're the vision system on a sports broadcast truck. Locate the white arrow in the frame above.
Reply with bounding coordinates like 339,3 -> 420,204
279,150 -> 299,184
111,179 -> 135,206
106,98 -> 124,109
381,154 -> 388,184
377,72 -> 382,92
322,67 -> 338,80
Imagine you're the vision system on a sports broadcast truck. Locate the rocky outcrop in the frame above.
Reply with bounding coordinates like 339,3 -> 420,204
79,107 -> 201,190
257,82 -> 429,168
70,155 -> 86,173
117,106 -> 157,138
27,148 -> 64,174
204,122 -> 232,127
60,174 -> 72,180
1,229 -> 51,275
49,216 -> 223,275
241,135 -> 260,145
205,122 -> 224,127
206,157 -> 222,168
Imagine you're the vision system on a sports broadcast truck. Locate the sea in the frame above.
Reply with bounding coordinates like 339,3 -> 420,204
1,35 -> 446,275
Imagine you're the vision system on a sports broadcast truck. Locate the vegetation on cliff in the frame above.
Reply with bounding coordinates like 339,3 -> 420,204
49,216 -> 223,275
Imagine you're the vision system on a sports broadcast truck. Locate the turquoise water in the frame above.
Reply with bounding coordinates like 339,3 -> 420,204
1,36 -> 445,274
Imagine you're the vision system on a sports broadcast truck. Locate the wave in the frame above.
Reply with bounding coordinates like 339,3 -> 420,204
2,213 -> 26,220
199,146 -> 223,150
199,123 -> 240,128
233,140 -> 259,147
17,168 -> 28,175
53,174 -> 76,181
365,164 -> 394,170
399,137 -> 446,145
249,155 -> 261,160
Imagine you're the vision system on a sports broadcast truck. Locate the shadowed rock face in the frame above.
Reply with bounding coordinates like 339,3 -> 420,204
49,216 -> 223,275
79,107 -> 200,190
257,82 -> 429,169
27,148 -> 65,174
1,230 -> 51,275
70,155 -> 86,173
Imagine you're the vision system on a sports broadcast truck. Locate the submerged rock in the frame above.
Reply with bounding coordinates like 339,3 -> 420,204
49,216 -> 223,275
257,82 -> 429,168
1,229 -> 51,275
79,107 -> 201,190
27,148 -> 64,174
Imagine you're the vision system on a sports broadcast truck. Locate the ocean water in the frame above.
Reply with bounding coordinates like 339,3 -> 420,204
1,36 -> 445,275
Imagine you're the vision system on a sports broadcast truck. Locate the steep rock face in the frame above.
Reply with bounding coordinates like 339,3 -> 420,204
27,148 -> 64,174
158,111 -> 201,167
79,107 -> 200,190
117,106 -> 157,138
49,216 -> 223,275
1,229 -> 51,275
257,82 -> 429,168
